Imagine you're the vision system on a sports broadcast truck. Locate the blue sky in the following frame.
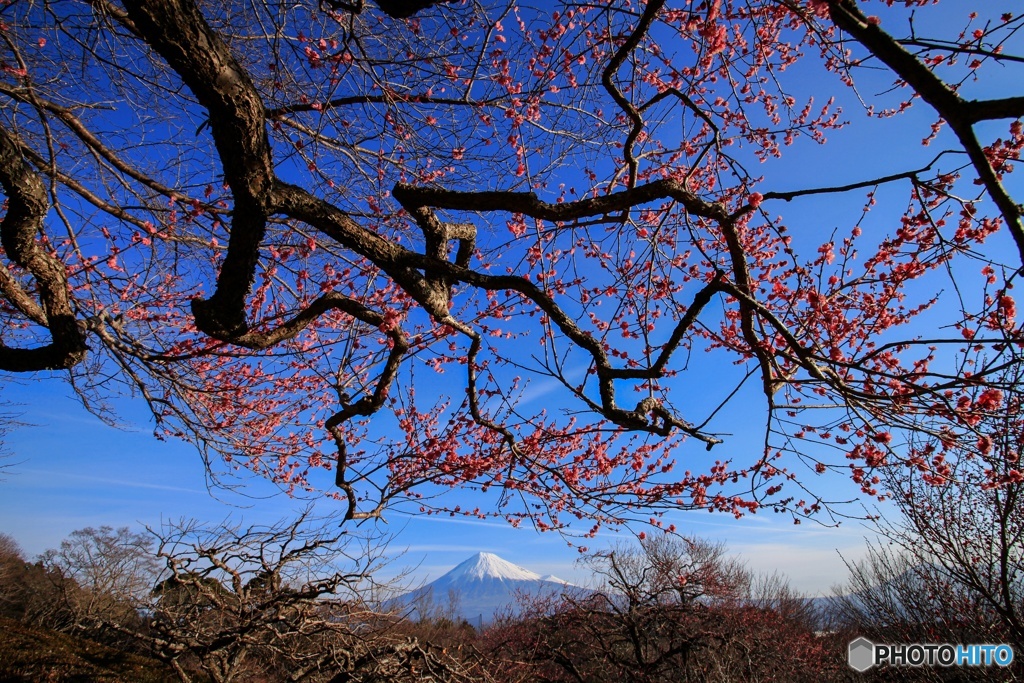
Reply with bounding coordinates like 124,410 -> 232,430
0,375 -> 879,595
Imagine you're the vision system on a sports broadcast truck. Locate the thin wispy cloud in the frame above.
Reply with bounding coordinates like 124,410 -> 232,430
18,469 -> 205,494
390,512 -> 513,529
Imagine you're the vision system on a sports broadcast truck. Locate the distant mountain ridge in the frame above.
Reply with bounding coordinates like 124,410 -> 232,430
392,552 -> 576,626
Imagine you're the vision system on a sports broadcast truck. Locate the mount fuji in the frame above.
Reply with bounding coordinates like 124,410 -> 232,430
392,552 -> 576,626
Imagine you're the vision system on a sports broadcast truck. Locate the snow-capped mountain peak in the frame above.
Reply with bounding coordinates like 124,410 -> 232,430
391,551 -> 584,625
445,551 -> 543,582
539,574 -> 570,585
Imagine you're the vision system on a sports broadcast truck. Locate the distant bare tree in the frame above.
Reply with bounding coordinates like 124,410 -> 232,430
0,532 -> 24,616
590,535 -> 750,608
107,508 -> 489,683
748,570 -> 820,630
40,525 -> 159,637
829,542 -> 1010,682
0,533 -> 67,628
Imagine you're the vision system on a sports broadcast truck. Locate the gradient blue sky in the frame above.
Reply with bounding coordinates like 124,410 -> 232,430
0,375 -> 880,595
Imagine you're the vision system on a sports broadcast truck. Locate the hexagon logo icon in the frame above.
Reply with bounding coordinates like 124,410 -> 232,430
848,637 -> 875,672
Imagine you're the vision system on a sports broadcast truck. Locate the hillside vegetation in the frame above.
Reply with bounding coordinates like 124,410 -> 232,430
0,617 -> 175,683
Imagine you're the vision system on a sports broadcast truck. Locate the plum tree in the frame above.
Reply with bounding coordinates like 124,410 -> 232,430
0,0 -> 1022,531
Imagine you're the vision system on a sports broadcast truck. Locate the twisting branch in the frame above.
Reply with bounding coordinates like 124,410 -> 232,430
394,180 -> 735,445
402,198 -> 476,323
601,0 -> 666,189
391,177 -> 730,224
324,312 -> 409,521
230,292 -> 398,351
123,0 -> 276,339
716,216 -> 782,401
0,123 -> 88,371
443,316 -> 520,455
401,258 -> 724,447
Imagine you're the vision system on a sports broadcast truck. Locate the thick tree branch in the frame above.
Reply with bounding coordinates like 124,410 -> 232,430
392,177 -> 731,225
0,260 -> 47,326
273,181 -> 455,321
826,0 -> 1024,263
961,96 -> 1024,124
0,124 -> 88,371
123,0 -> 275,338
